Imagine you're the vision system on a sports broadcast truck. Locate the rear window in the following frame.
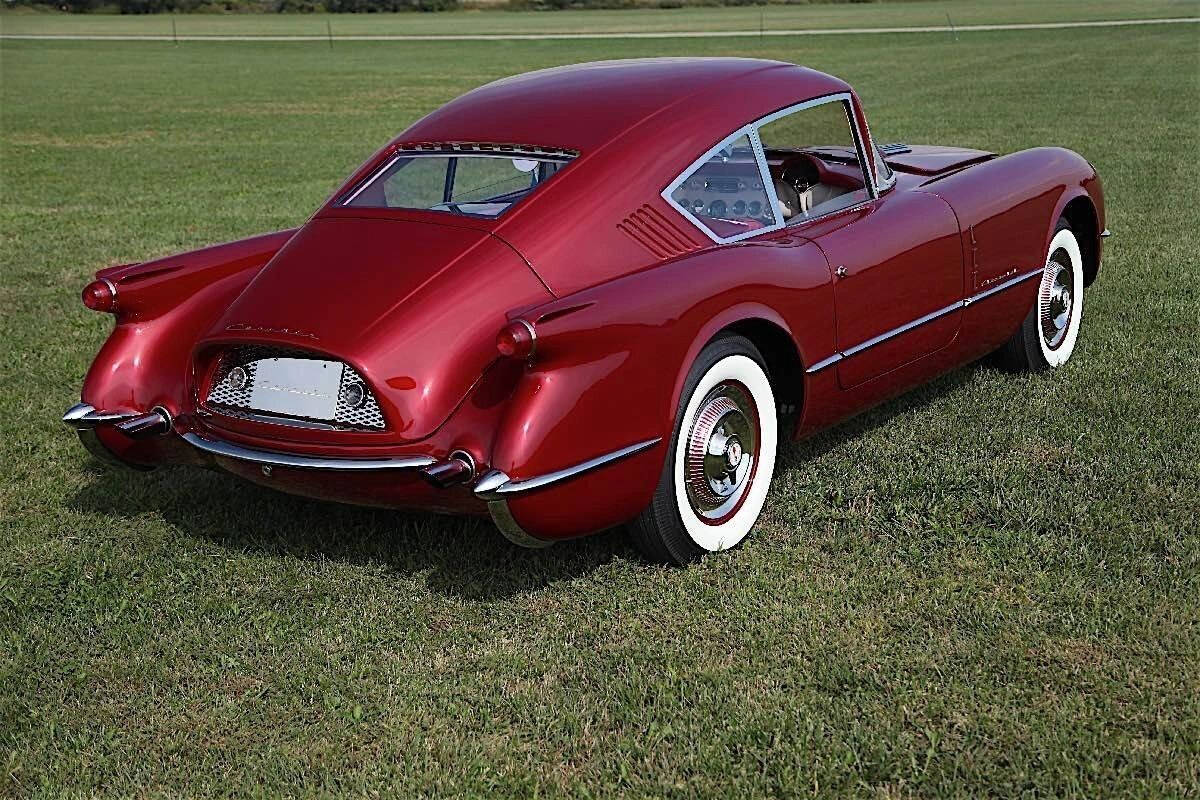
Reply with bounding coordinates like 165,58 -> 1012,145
342,149 -> 574,218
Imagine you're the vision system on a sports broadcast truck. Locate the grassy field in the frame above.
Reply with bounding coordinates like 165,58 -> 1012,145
1,0 -> 1198,37
2,11 -> 1200,799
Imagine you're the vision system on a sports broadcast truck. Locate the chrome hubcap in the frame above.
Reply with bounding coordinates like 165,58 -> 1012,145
1039,258 -> 1073,349
684,383 -> 758,522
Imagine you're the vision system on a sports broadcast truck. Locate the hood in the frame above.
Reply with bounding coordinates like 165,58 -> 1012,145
203,216 -> 552,441
885,145 -> 995,176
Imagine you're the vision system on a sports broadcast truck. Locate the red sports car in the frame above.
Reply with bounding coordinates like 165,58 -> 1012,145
65,58 -> 1107,564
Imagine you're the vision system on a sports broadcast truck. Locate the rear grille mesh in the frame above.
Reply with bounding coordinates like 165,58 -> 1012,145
205,346 -> 385,430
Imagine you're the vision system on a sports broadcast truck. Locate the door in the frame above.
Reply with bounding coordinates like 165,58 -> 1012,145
814,190 -> 964,388
751,94 -> 965,389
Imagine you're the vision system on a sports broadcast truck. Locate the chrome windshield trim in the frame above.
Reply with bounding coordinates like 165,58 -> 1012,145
805,266 -> 1043,374
475,438 -> 662,499
182,432 -> 435,471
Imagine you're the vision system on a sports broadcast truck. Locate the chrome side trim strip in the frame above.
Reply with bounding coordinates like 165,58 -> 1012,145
962,267 -> 1043,306
474,437 -> 662,499
805,266 -> 1044,374
841,300 -> 963,359
805,353 -> 843,374
182,432 -> 435,471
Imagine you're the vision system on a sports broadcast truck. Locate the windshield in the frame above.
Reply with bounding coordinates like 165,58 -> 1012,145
341,150 -> 573,218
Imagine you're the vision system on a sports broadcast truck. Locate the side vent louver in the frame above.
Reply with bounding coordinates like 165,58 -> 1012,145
618,205 -> 702,259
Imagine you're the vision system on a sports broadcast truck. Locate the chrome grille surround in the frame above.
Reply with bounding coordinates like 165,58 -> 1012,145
205,346 -> 386,431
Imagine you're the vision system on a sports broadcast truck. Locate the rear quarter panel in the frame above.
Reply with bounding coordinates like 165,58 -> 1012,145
493,234 -> 833,540
81,230 -> 296,464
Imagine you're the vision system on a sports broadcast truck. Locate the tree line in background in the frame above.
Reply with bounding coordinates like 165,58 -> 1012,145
9,0 -> 876,14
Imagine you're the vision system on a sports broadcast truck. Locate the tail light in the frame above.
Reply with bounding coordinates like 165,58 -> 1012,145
82,279 -> 117,313
496,319 -> 536,359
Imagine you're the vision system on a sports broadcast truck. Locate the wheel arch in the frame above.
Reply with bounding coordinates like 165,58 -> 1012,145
1056,192 -> 1101,287
669,304 -> 808,441
719,317 -> 805,415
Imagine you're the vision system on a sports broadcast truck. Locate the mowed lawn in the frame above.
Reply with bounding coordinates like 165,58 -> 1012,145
2,19 -> 1199,799
2,0 -> 1197,37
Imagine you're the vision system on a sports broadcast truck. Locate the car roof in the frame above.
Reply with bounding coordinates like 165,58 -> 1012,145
395,58 -> 852,154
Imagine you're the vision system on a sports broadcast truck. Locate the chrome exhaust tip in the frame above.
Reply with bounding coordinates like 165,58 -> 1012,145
419,450 -> 477,488
115,407 -> 172,439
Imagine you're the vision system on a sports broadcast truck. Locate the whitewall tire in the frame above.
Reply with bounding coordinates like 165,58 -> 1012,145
996,218 -> 1086,372
1037,227 -> 1085,366
631,335 -> 778,564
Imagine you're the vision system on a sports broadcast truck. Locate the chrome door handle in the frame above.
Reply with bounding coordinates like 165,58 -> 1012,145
835,265 -> 849,278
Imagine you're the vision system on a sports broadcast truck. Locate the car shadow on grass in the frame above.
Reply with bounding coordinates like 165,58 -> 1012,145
69,463 -> 634,601
67,360 -> 991,599
779,362 -> 983,467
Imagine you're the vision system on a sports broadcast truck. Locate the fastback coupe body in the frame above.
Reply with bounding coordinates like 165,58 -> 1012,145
65,59 -> 1106,564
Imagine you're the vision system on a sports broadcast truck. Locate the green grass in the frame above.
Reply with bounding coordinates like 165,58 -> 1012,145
2,15 -> 1200,799
1,0 -> 1197,37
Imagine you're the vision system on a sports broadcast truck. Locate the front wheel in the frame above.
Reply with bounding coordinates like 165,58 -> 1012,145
995,218 -> 1085,371
630,335 -> 778,565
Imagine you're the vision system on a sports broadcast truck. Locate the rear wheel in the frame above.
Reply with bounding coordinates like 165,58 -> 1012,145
995,218 -> 1085,372
630,335 -> 777,565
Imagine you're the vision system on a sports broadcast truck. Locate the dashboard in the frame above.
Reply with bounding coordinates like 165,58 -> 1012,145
672,170 -> 773,226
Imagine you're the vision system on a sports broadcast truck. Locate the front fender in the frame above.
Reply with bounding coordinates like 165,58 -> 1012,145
489,235 -> 832,540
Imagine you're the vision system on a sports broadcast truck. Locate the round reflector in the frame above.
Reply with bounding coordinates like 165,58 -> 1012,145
81,279 -> 117,313
496,319 -> 536,359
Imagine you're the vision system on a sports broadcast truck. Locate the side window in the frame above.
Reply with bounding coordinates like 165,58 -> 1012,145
667,132 -> 777,241
756,99 -> 871,222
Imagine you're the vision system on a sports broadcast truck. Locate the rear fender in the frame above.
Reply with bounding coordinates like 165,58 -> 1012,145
80,230 -> 297,462
489,237 -> 832,540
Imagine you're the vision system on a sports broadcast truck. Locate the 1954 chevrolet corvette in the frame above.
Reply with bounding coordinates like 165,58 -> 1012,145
65,58 -> 1107,564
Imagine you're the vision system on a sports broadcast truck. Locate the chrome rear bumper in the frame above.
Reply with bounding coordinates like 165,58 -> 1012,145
181,432 -> 435,471
65,402 -> 663,550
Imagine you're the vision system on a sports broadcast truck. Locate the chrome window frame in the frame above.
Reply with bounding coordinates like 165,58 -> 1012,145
854,106 -> 896,194
660,127 -> 782,245
340,149 -> 574,211
662,92 -> 882,244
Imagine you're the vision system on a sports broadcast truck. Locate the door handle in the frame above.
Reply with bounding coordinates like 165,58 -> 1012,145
835,265 -> 849,278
